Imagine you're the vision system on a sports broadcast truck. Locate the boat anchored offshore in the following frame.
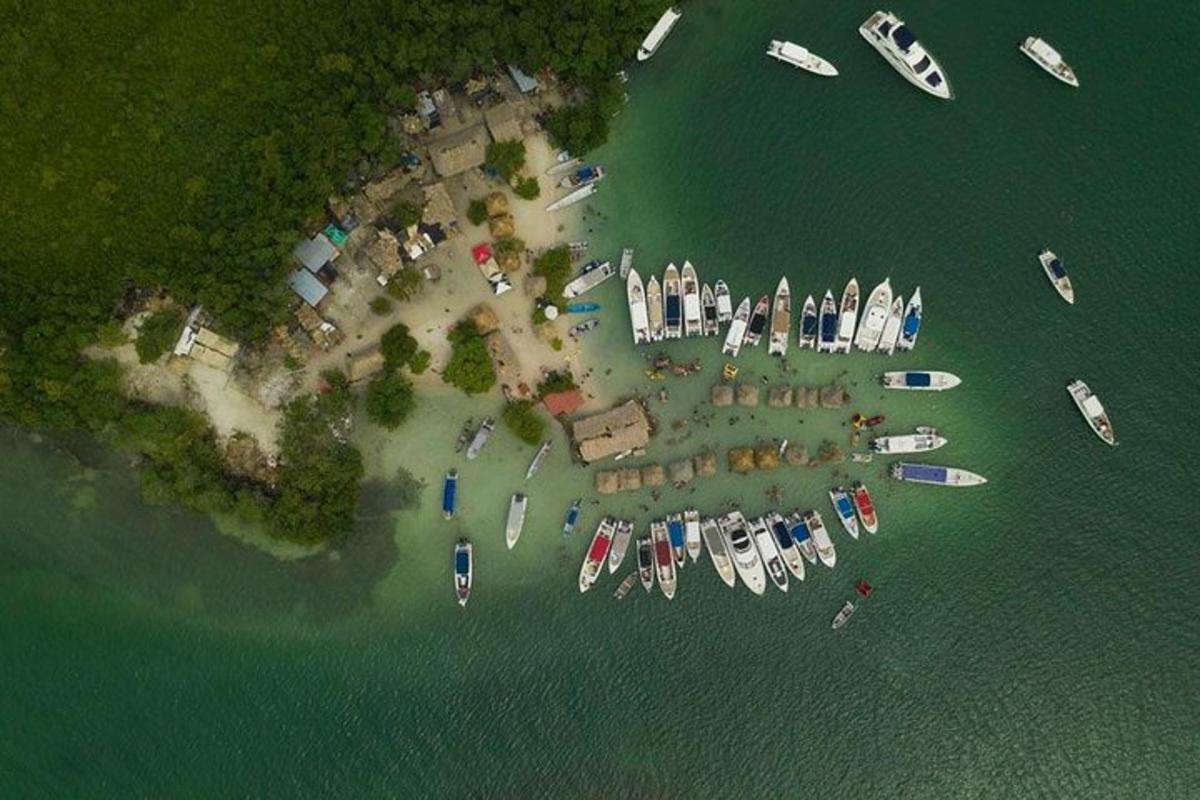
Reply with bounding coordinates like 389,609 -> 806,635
619,247 -> 634,279
896,287 -> 923,351
882,370 -> 961,391
854,278 -> 893,352
751,516 -> 789,592
646,275 -> 665,342
562,498 -> 582,538
651,520 -> 677,599
851,482 -> 879,534
681,262 -> 703,337
506,493 -> 528,549
454,540 -> 473,607
636,536 -> 655,592
831,600 -> 855,630
1020,37 -> 1079,87
878,294 -> 905,355
579,517 -> 616,592
1067,379 -> 1117,446
560,164 -> 606,189
563,260 -> 615,298
859,10 -> 952,100
442,469 -> 458,520
722,297 -> 752,356
768,277 -> 792,357
719,511 -> 767,595
701,283 -> 720,336
666,512 -> 687,566
466,417 -> 495,460
798,294 -> 818,350
767,512 -> 805,581
714,280 -> 733,323
786,512 -> 818,564
1039,249 -> 1075,304
817,290 -> 839,353
835,278 -> 860,354
892,462 -> 988,487
828,487 -> 860,540
627,269 -> 651,345
805,510 -> 837,568
663,263 -> 683,340
526,439 -> 553,479
684,508 -> 702,562
608,519 -> 634,572
766,40 -> 838,76
742,295 -> 770,349
638,6 -> 683,61
546,183 -> 596,212
701,517 -> 736,587
871,428 -> 947,454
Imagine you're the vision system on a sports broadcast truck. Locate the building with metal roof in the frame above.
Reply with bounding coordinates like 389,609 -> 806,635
288,267 -> 329,307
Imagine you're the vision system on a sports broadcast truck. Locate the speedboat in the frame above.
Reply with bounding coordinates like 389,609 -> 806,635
834,278 -> 859,353
767,511 -> 805,581
559,164 -> 606,189
681,262 -> 703,337
1020,36 -> 1079,87
663,263 -> 682,340
684,508 -> 702,562
891,462 -> 988,486
896,287 -> 922,351
751,516 -> 789,592
442,469 -> 458,520
638,6 -> 683,61
506,493 -> 528,549
816,290 -> 839,353
714,280 -> 733,322
831,600 -> 856,630
768,277 -> 791,357
636,536 -> 655,592
871,429 -> 947,453
526,439 -> 553,479
701,283 -> 720,336
562,261 -> 615,298
619,247 -> 634,279
651,520 -> 677,599
851,481 -> 879,534
666,512 -> 687,566
1039,249 -> 1075,304
646,275 -> 665,342
701,516 -> 736,587
562,498 -> 582,538
722,297 -> 752,356
878,295 -> 905,355
797,294 -> 818,349
1067,379 -> 1116,446
828,487 -> 860,540
786,511 -> 818,564
881,370 -> 961,391
608,518 -> 634,572
627,269 -> 651,345
578,517 -> 615,592
859,10 -> 952,100
466,417 -> 495,460
718,511 -> 767,595
454,540 -> 472,607
854,278 -> 892,352
742,295 -> 770,348
568,318 -> 599,338
766,40 -> 838,76
804,510 -> 837,568
546,183 -> 596,212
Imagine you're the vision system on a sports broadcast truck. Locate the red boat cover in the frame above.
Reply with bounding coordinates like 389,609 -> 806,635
655,541 -> 672,563
587,533 -> 611,561
471,243 -> 493,264
855,488 -> 875,515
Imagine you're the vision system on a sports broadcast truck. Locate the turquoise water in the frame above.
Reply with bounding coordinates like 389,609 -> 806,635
4,1 -> 1200,796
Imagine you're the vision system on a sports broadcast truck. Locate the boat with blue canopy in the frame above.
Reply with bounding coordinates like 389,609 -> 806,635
881,370 -> 960,391
442,469 -> 458,520
896,287 -> 923,350
828,487 -> 860,539
666,512 -> 687,566
817,290 -> 838,352
891,462 -> 987,487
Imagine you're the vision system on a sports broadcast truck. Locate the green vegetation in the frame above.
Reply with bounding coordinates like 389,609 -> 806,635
513,176 -> 541,200
96,320 -> 129,349
550,338 -> 564,352
409,350 -> 431,375
369,296 -> 394,316
443,320 -> 496,395
537,370 -> 577,396
486,140 -> 526,181
467,199 -> 489,226
135,309 -> 185,364
395,202 -> 423,228
502,400 -> 547,446
380,323 -> 418,372
365,373 -> 416,430
385,268 -> 423,302
545,79 -> 628,156
494,237 -> 525,257
532,246 -> 572,302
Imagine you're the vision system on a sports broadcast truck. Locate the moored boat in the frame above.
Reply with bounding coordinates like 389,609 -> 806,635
714,280 -> 733,322
786,511 -> 818,564
834,278 -> 860,353
891,462 -> 988,487
1020,36 -> 1079,87
854,278 -> 893,352
627,268 -> 651,345
831,600 -> 855,630
766,40 -> 838,76
546,183 -> 596,212
526,439 -> 553,479
546,156 -> 579,176
568,318 -> 599,338
442,469 -> 458,520
768,277 -> 791,357
1039,249 -> 1075,304
850,481 -> 879,534
681,261 -> 703,337
651,520 -> 677,599
684,508 -> 702,562
562,498 -> 582,538
804,510 -> 836,568
751,516 -> 789,592
701,283 -> 719,336
828,486 -> 860,540
896,287 -> 922,351
767,511 -> 805,581
663,263 -> 682,340
666,512 -> 687,566
566,302 -> 600,313
562,260 -> 615,298
878,294 -> 905,355
1067,379 -> 1116,446
638,6 -> 683,61
506,493 -> 528,549
797,294 -> 818,349
559,164 -> 606,189
619,247 -> 634,279
466,417 -> 495,460
742,295 -> 770,348
881,370 -> 961,391
817,290 -> 839,353
454,418 -> 474,453
578,517 -> 616,592
646,276 -> 665,342
608,518 -> 634,573
871,429 -> 947,454
613,572 -> 638,600
454,540 -> 473,607
859,10 -> 952,100
718,511 -> 767,595
636,536 -> 655,592
722,297 -> 752,356
701,517 -> 736,587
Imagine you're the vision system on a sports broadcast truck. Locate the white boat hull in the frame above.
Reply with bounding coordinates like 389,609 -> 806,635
854,279 -> 892,352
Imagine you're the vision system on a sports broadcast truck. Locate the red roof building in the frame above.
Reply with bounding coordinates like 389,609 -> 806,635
542,389 -> 584,417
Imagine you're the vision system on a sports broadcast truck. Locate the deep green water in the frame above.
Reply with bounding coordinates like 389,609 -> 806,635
4,1 -> 1200,796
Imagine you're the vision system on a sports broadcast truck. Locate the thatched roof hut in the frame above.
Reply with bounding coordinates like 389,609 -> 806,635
641,463 -> 666,488
736,384 -> 759,407
693,448 -> 718,478
711,384 -> 734,407
785,444 -> 810,466
616,468 -> 643,492
819,383 -> 849,408
595,471 -> 620,495
754,443 -> 780,471
796,386 -> 819,408
728,447 -> 755,474
429,125 -> 488,177
669,459 -> 695,487
768,385 -> 793,408
485,192 -> 510,218
572,400 -> 653,463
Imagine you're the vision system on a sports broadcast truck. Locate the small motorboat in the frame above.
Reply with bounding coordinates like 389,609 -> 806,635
454,417 -> 475,453
751,516 -> 789,592
722,297 -> 752,357
568,318 -> 600,338
831,600 -> 855,630
506,493 -> 528,549
441,469 -> 458,521
454,539 -> 472,607
684,508 -> 702,562
701,283 -> 720,336
797,294 -> 818,349
578,517 -> 615,593
561,498 -> 582,538
742,295 -> 770,348
565,302 -> 600,313
612,572 -> 638,600
896,287 -> 923,351
651,520 -> 677,599
701,516 -> 736,587
828,487 -> 860,540
1038,249 -> 1075,304
636,536 -> 655,592
526,439 -> 553,479
666,512 -> 687,566
608,519 -> 634,573
714,280 -> 733,323
851,481 -> 879,534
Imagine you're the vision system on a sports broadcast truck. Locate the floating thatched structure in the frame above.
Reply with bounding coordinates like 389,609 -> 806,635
768,385 -> 793,408
641,463 -> 666,488
735,384 -> 759,407
711,384 -> 734,407
571,400 -> 653,463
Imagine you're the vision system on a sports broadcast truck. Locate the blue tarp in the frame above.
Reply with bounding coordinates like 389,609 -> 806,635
904,372 -> 932,386
901,464 -> 948,483
455,550 -> 469,572
772,521 -> 792,548
442,475 -> 457,514
665,296 -> 681,322
667,520 -> 684,546
902,311 -> 921,336
802,314 -> 818,335
1049,258 -> 1066,278
836,496 -> 855,517
820,313 -> 837,340
789,519 -> 810,541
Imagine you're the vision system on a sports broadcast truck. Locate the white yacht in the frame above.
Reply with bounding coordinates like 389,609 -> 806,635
834,278 -> 860,353
896,287 -> 922,351
1020,37 -> 1079,87
1039,249 -> 1075,304
768,276 -> 792,357
714,280 -> 733,322
684,508 -> 702,562
854,278 -> 893,352
750,516 -> 789,592
859,11 -> 952,100
804,510 -> 837,568
816,290 -> 839,353
722,297 -> 752,357
562,261 -> 615,298
878,295 -> 905,355
701,517 -> 736,587
681,261 -> 703,337
638,6 -> 683,61
891,463 -> 987,487
881,370 -> 961,391
767,511 -> 805,581
506,493 -> 527,550
662,263 -> 683,340
608,519 -> 634,573
646,275 -> 665,342
766,40 -> 838,76
797,294 -> 818,350
871,428 -> 948,454
718,511 -> 767,595
1067,380 -> 1116,446
626,268 -> 651,345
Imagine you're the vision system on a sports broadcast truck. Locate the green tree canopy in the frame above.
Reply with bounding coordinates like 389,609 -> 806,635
365,372 -> 416,430
502,400 -> 546,446
486,140 -> 527,181
380,323 -> 418,372
442,320 -> 496,395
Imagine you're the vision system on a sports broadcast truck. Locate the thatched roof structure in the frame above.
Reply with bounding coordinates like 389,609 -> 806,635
422,182 -> 457,229
693,448 -> 718,478
735,384 -> 759,407
485,192 -> 509,218
728,447 -> 755,474
711,384 -> 734,407
429,125 -> 488,177
572,400 -> 652,463
484,102 -> 523,143
641,463 -> 665,488
768,385 -> 793,408
347,346 -> 385,383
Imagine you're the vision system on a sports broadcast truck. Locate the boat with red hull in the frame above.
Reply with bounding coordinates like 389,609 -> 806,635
651,520 -> 677,599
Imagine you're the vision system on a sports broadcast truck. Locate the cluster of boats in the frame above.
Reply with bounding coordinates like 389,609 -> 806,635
545,159 -> 607,213
578,482 -> 880,598
626,267 -> 925,359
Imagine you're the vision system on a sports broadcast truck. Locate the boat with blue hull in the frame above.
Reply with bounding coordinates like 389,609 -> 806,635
798,294 -> 818,349
442,469 -> 458,520
562,499 -> 582,538
828,487 -> 860,539
666,512 -> 687,566
817,290 -> 838,352
892,462 -> 988,487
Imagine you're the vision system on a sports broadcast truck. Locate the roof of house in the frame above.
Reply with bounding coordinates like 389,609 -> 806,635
422,181 -> 457,229
364,227 -> 403,277
429,124 -> 488,177
293,233 -> 337,273
288,267 -> 328,307
507,64 -> 540,94
543,389 -> 584,417
194,327 -> 240,358
572,400 -> 652,463
484,102 -> 523,143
